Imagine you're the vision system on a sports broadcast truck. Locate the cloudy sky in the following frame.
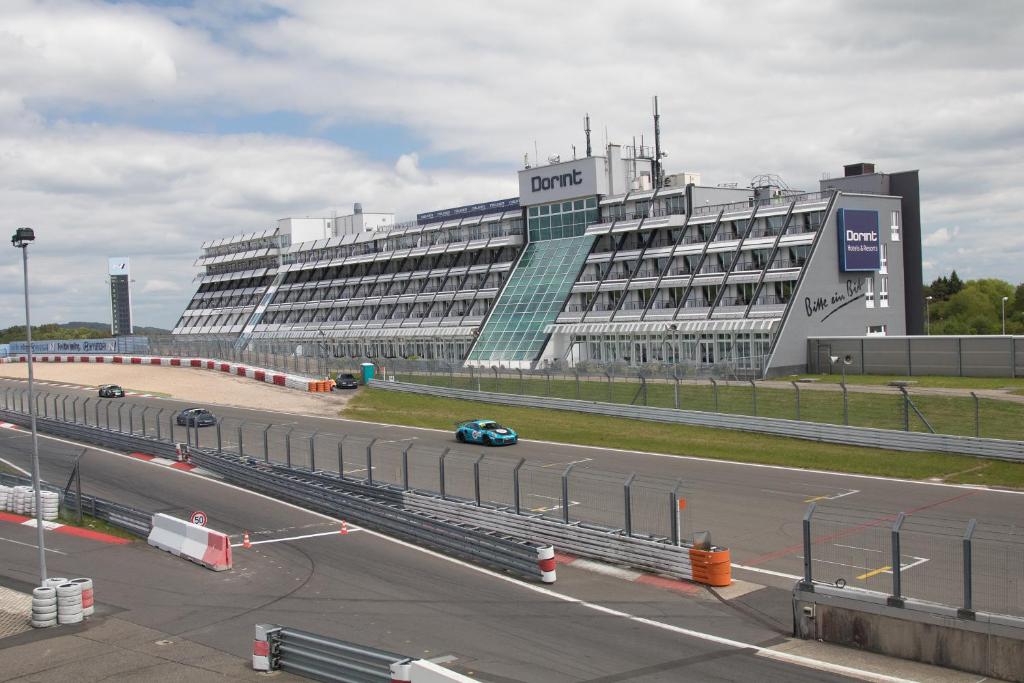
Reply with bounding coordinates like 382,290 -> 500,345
1,0 -> 1021,330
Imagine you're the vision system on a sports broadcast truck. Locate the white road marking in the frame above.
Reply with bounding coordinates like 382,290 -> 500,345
540,457 -> 593,468
0,456 -> 30,475
231,529 -> 361,547
0,536 -> 68,555
13,423 -> 917,682
730,563 -> 804,581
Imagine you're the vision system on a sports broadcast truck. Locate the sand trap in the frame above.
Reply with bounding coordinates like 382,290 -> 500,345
0,362 -> 351,417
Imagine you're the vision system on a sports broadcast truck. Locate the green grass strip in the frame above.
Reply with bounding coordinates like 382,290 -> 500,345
343,390 -> 1024,489
57,510 -> 139,540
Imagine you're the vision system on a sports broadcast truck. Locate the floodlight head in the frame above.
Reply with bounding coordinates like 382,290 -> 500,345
843,354 -> 854,365
11,227 -> 34,247
1003,296 -> 1010,302
829,355 -> 839,364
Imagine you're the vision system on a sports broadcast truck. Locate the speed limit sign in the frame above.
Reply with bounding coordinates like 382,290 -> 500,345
190,510 -> 208,527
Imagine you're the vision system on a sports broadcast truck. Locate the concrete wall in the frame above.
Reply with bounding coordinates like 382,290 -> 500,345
793,585 -> 1024,682
807,336 -> 1023,377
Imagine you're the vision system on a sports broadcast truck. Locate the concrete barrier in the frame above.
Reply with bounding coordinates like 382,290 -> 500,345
147,512 -> 232,571
793,584 -> 1024,682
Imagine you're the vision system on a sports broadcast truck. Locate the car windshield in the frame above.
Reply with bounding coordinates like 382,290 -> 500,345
478,422 -> 504,430
340,374 -> 356,380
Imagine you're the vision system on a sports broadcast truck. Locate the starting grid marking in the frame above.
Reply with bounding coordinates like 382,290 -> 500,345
800,542 -> 930,582
525,493 -> 581,513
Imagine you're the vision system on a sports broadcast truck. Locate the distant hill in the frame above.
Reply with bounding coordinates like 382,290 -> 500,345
0,322 -> 170,344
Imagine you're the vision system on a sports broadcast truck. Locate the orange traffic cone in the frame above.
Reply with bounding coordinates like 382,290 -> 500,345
242,531 -> 252,548
340,521 -> 348,535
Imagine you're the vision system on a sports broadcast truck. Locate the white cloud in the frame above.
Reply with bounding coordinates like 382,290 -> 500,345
0,0 -> 1022,329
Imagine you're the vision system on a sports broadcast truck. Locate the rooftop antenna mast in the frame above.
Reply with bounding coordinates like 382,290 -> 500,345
653,95 -> 663,188
584,113 -> 592,157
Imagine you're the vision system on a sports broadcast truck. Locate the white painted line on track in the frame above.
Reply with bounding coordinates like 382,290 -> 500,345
730,563 -> 804,581
21,427 -> 915,682
0,536 -> 68,555
0,456 -> 30,476
231,529 -> 361,547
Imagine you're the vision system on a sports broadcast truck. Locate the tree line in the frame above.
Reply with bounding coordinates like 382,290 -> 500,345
923,271 -> 1023,335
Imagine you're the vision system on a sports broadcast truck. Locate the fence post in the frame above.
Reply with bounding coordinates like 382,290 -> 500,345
338,436 -> 346,478
802,502 -> 816,588
791,380 -> 801,420
842,382 -> 849,426
902,389 -> 910,431
710,378 -> 719,412
72,398 -> 78,425
960,519 -> 977,618
561,463 -> 576,523
127,405 -> 135,434
308,431 -> 317,471
518,368 -> 524,395
669,480 -> 685,546
105,402 -> 112,430
749,379 -> 757,416
575,370 -> 580,399
285,427 -> 293,468
62,395 -> 69,421
624,474 -> 636,537
439,447 -> 448,499
513,457 -> 525,514
185,422 -> 192,450
366,437 -> 377,484
473,454 -> 484,506
140,407 -> 146,436
75,460 -> 83,525
155,408 -> 161,440
263,425 -> 272,462
607,371 -> 613,403
402,443 -> 412,490
970,391 -> 980,437
238,424 -> 244,458
673,371 -> 680,410
889,512 -> 906,606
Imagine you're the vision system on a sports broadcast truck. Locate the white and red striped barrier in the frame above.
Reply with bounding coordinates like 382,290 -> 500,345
147,512 -> 233,571
1,354 -> 335,393
537,545 -> 557,584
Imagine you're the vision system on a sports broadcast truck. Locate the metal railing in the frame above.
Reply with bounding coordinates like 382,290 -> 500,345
0,388 -> 716,579
799,503 -> 1024,621
0,472 -> 152,537
369,379 -> 1024,460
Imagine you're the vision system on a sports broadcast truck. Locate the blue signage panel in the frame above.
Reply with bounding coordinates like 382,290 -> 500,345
417,197 -> 520,225
837,208 -> 881,272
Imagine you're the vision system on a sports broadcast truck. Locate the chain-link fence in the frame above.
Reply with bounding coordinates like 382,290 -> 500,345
802,503 -> 1024,619
1,386 -> 694,544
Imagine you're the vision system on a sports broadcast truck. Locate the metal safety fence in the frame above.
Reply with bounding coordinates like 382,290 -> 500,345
0,386 -> 694,543
0,472 -> 152,537
799,502 -> 1024,620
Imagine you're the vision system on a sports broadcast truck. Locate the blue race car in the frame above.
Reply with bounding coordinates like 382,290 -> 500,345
455,419 -> 518,446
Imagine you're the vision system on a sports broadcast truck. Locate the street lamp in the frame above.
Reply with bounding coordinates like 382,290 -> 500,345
925,296 -> 933,335
1002,296 -> 1009,335
11,227 -> 47,584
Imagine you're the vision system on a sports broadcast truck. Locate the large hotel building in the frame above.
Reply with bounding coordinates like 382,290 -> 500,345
173,140 -> 922,377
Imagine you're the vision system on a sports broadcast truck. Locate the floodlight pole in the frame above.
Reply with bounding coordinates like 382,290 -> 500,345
13,228 -> 47,584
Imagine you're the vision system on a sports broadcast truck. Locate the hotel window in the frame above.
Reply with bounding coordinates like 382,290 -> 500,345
865,277 -> 874,308
867,324 -> 887,336
890,210 -> 901,241
879,243 -> 888,274
879,276 -> 889,308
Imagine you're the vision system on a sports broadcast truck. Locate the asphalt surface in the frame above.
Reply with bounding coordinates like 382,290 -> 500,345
4,376 -> 1021,613
0,420 -> 872,682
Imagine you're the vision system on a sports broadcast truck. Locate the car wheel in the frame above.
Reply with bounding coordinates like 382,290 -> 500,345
456,431 -> 465,443
483,435 -> 492,447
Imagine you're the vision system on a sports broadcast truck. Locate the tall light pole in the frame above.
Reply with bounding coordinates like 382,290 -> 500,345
12,227 -> 47,584
925,296 -> 933,335
1002,296 -> 1009,335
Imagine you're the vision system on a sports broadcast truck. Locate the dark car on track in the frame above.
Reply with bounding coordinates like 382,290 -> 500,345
333,373 -> 359,390
455,419 -> 518,446
175,408 -> 217,427
98,384 -> 125,398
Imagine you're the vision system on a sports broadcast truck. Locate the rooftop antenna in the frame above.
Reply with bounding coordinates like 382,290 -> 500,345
653,95 -> 663,188
534,140 -> 539,167
584,113 -> 592,157
572,144 -> 577,160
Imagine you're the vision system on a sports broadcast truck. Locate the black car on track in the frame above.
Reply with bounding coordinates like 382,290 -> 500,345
333,373 -> 359,390
175,408 -> 217,427
98,384 -> 125,398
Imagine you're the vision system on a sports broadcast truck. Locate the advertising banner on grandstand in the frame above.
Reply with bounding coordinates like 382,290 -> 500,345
837,208 -> 881,272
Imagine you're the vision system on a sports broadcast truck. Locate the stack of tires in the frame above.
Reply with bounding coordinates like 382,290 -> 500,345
55,582 -> 83,625
70,578 -> 94,617
30,587 -> 57,628
0,484 -> 10,511
40,491 -> 59,521
12,486 -> 33,514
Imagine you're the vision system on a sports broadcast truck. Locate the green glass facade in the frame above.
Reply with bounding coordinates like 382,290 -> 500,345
466,234 -> 595,362
527,197 -> 598,241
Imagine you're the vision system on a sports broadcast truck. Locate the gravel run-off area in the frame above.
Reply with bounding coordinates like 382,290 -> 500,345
0,363 -> 350,418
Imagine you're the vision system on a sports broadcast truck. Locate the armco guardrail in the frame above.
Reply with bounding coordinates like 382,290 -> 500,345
370,379 -> 1024,460
1,353 -> 332,392
0,471 -> 152,537
254,624 -> 478,682
0,409 -> 553,583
